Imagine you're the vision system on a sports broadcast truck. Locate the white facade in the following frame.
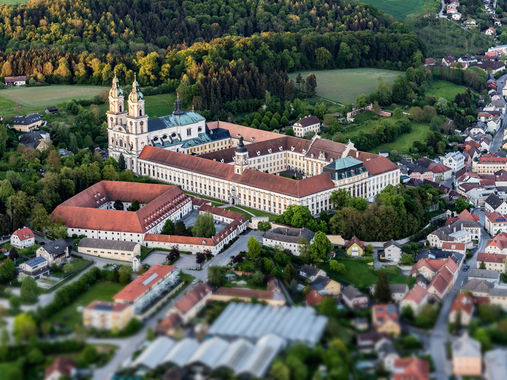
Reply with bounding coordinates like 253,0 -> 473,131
384,244 -> 402,263
443,152 -> 466,172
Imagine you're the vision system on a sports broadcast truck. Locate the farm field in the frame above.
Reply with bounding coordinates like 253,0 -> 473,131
361,0 -> 423,20
49,281 -> 123,329
289,68 -> 401,104
0,85 -> 107,118
426,80 -> 467,101
374,123 -> 432,153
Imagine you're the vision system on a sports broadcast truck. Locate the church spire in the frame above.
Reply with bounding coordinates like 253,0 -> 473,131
109,74 -> 123,98
173,94 -> 184,116
129,73 -> 143,103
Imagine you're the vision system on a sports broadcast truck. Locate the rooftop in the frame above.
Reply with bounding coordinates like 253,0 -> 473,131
78,238 -> 139,252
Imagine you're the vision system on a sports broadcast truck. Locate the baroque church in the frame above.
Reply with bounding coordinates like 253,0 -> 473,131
107,76 -> 230,170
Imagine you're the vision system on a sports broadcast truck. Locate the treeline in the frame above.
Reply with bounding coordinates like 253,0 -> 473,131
429,65 -> 488,92
329,185 -> 442,241
347,118 -> 412,152
0,0 -> 393,51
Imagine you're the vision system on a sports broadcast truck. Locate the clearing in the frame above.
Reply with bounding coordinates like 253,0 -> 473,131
361,0 -> 423,20
289,68 -> 401,104
49,281 -> 123,329
374,123 -> 432,153
0,85 -> 107,118
426,80 -> 467,101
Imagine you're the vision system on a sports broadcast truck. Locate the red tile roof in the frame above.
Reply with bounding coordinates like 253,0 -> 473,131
487,232 -> 507,251
458,209 -> 479,221
403,284 -> 428,304
345,236 -> 364,249
144,233 -> 214,246
393,357 -> 430,380
12,227 -> 34,241
208,120 -> 281,143
362,156 -> 399,176
85,300 -> 131,312
486,211 -> 507,223
305,290 -> 323,306
372,304 -> 399,328
450,293 -> 474,316
442,242 -> 466,252
478,252 -> 505,264
175,283 -> 211,315
200,204 -> 247,223
113,264 -> 176,303
45,357 -> 76,379
479,154 -> 507,163
156,312 -> 182,334
428,163 -> 451,173
212,287 -> 279,301
52,181 -> 188,233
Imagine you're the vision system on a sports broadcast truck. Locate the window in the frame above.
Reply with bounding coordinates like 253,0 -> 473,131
187,128 -> 192,136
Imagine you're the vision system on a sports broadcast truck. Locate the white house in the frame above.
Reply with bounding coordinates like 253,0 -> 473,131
485,193 -> 507,214
10,227 -> 35,249
292,115 -> 321,138
442,152 -> 465,173
263,227 -> 315,256
383,240 -> 402,263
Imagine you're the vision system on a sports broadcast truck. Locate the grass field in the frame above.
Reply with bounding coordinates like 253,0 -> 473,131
426,80 -> 467,101
145,93 -> 176,117
361,0 -> 423,20
289,68 -> 401,104
49,281 -> 123,329
374,122 -> 431,153
0,85 -> 107,118
0,0 -> 27,4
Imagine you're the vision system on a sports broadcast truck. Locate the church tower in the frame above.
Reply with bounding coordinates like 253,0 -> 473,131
107,75 -> 126,129
234,136 -> 249,175
126,74 -> 148,135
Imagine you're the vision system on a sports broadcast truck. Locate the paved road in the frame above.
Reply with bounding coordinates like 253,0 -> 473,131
491,74 -> 507,153
429,210 -> 489,379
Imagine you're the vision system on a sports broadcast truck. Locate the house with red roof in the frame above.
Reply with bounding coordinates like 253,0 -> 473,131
449,293 -> 474,325
372,304 -> 400,337
345,236 -> 365,257
477,252 -> 506,272
173,283 -> 211,323
10,226 -> 34,249
44,357 -> 76,380
442,241 -> 467,255
393,357 -> 430,380
485,211 -> 507,235
411,256 -> 460,301
400,284 -> 428,315
485,232 -> 507,254
305,289 -> 323,306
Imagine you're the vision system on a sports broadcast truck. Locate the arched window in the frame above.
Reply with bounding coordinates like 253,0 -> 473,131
139,109 -> 142,116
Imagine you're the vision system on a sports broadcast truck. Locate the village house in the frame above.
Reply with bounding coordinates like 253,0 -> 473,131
292,115 -> 321,137
210,287 -> 286,306
299,264 -> 326,282
305,289 -> 323,306
400,284 -> 428,315
263,227 -> 315,256
477,252 -> 506,272
442,241 -> 467,255
11,113 -> 44,132
485,232 -> 507,254
468,268 -> 500,284
452,333 -> 482,376
442,151 -> 465,172
18,256 -> 49,280
449,293 -> 474,326
392,357 -> 430,380
382,240 -> 402,263
356,330 -> 390,353
488,287 -> 507,310
342,285 -> 368,309
310,275 -> 341,296
371,304 -> 400,337
345,236 -> 365,257
44,357 -> 76,380
485,212 -> 507,235
10,226 -> 34,249
4,75 -> 26,87
36,238 -> 70,265
18,131 -> 51,151
485,193 -> 507,214
173,283 -> 211,323
462,278 -> 494,297
83,301 -> 134,331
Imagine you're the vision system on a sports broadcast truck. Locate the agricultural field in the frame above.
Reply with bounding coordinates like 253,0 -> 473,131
426,80 -> 467,101
290,68 -> 401,104
361,0 -> 423,20
0,85 -> 107,118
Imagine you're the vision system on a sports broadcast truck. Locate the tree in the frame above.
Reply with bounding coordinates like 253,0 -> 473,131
454,198 -> 470,213
46,150 -> 61,172
315,47 -> 332,69
480,261 -> 486,269
161,219 -> 175,235
305,73 -> 317,96
319,297 -> 336,317
329,259 -> 345,273
31,203 -> 51,232
270,361 -> 290,380
13,313 -> 37,344
146,327 -> 155,341
118,153 -> 126,171
81,345 -> 99,365
128,199 -> 140,211
175,220 -> 188,236
114,200 -> 123,210
118,265 -> 132,285
330,189 -> 350,210
374,272 -> 391,303
258,221 -> 271,231
309,231 -> 332,262
208,266 -> 226,286
400,253 -> 414,265
365,244 -> 373,256
252,271 -> 265,286
8,247 -> 18,261
192,212 -> 216,238
196,252 -> 206,264
247,236 -> 261,259
298,237 -> 310,259
283,263 -> 296,284
167,246 -> 180,262
0,259 -> 16,284
20,277 -> 38,303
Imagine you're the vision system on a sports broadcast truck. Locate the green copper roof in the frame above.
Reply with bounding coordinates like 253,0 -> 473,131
325,156 -> 363,171
148,111 -> 205,132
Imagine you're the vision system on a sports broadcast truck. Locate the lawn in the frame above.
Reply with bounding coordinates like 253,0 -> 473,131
49,281 -> 123,329
226,206 -> 253,220
0,85 -> 107,118
374,123 -> 432,153
360,0 -> 424,20
0,362 -> 21,380
289,68 -> 401,104
426,80 -> 467,101
322,256 -> 413,290
145,93 -> 176,117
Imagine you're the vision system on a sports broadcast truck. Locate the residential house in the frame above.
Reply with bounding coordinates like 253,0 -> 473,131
45,106 -> 58,114
310,275 -> 341,296
10,226 -> 34,249
173,283 -> 211,323
18,257 -> 49,279
452,333 -> 482,376
305,289 -> 323,306
442,151 -> 465,172
442,241 -> 467,255
485,232 -> 507,254
400,284 -> 428,315
488,287 -> 507,310
36,238 -> 70,265
210,287 -> 286,306
442,56 -> 456,66
342,285 -> 368,309
356,330 -> 390,352
477,252 -> 506,272
299,265 -> 326,282
449,293 -> 474,325
371,304 -> 400,337
11,113 -> 44,132
155,312 -> 182,336
392,357 -> 430,380
377,339 -> 399,372
468,268 -> 500,284
462,279 -> 493,297
292,115 -> 321,137
484,349 -> 507,380
486,27 -> 497,36
389,284 -> 409,302
263,227 -> 315,256
18,131 -> 50,151
411,256 -> 460,301
4,76 -> 26,87
83,301 -> 134,330
485,212 -> 507,235
345,236 -> 365,257
485,193 -> 507,214
44,357 -> 77,380
383,240 -> 402,263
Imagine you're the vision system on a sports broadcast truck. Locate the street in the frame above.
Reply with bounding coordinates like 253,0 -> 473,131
490,73 -> 507,154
